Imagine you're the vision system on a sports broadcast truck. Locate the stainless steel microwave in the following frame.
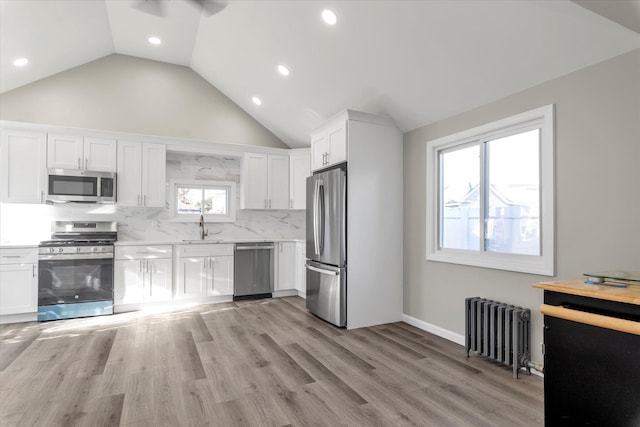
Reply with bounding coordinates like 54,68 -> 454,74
46,169 -> 116,203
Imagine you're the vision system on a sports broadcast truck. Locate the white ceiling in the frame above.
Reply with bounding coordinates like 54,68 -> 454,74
1,0 -> 639,148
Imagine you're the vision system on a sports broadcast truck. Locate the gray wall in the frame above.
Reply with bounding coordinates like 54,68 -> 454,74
0,54 -> 288,149
403,49 -> 640,366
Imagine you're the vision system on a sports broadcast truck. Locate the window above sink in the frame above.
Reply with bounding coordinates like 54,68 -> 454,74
169,179 -> 236,222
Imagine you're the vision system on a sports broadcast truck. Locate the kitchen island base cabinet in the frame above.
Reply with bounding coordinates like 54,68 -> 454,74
539,288 -> 640,427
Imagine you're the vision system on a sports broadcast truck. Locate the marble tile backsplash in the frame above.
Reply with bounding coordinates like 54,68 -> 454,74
0,153 -> 305,245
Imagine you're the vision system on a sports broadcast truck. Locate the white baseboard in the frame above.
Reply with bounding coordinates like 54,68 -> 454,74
401,313 -> 465,346
273,289 -> 298,298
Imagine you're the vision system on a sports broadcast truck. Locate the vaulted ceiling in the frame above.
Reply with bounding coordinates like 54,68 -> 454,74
1,0 -> 639,148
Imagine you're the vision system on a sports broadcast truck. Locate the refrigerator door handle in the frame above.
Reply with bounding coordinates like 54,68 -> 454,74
306,263 -> 338,276
313,179 -> 322,255
318,181 -> 325,255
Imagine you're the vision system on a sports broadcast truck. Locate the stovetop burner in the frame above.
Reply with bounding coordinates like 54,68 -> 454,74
39,221 -> 117,247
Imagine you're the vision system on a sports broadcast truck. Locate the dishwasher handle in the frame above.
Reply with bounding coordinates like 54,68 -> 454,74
235,245 -> 274,251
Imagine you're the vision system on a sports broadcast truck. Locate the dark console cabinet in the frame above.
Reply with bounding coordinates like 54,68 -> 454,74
536,284 -> 640,427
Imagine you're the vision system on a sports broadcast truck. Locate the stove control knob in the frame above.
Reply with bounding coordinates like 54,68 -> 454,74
92,247 -> 98,252
49,248 -> 55,253
76,247 -> 81,252
58,248 -> 63,253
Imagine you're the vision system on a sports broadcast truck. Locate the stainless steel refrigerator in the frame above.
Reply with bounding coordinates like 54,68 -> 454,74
306,164 -> 347,327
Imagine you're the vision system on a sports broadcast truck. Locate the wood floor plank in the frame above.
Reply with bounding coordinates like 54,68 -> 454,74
77,329 -> 117,377
284,342 -> 368,406
0,297 -> 543,426
305,326 -> 376,371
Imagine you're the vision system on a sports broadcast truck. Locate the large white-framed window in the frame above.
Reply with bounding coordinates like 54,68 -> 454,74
170,179 -> 236,222
426,104 -> 555,276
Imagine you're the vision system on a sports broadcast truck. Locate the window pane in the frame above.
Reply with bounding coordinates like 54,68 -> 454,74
440,144 -> 480,250
177,187 -> 203,214
485,129 -> 540,255
204,189 -> 228,215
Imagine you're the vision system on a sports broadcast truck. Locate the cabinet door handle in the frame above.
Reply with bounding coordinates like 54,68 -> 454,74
269,199 -> 272,209
184,267 -> 188,294
211,263 -> 215,292
143,195 -> 146,206
32,264 -> 36,277
78,157 -> 82,169
41,191 -> 44,203
139,260 -> 143,272
85,158 -> 88,170
137,195 -> 141,206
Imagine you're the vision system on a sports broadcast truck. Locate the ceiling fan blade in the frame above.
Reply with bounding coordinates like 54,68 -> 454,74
133,0 -> 166,17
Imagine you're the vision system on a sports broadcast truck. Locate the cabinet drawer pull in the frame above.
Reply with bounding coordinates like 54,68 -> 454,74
540,304 -> 640,336
2,255 -> 22,258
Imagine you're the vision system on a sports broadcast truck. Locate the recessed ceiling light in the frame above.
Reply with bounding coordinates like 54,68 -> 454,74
13,58 -> 29,67
277,64 -> 290,76
148,36 -> 162,45
252,96 -> 262,106
322,9 -> 337,26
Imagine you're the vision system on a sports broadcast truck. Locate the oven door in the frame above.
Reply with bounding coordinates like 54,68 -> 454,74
38,253 -> 114,321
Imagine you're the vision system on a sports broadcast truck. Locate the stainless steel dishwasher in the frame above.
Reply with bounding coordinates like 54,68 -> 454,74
233,242 -> 274,300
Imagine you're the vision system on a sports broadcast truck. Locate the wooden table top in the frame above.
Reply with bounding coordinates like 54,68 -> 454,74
533,279 -> 640,305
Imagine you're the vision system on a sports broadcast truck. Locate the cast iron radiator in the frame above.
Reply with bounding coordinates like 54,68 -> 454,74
465,297 -> 531,379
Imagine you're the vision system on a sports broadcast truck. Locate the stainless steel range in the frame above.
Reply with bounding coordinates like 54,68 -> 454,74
38,221 -> 117,321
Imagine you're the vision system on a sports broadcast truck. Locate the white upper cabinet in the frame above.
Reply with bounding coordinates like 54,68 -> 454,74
117,141 -> 165,207
0,129 -> 47,204
47,134 -> 116,172
141,143 -> 166,207
242,153 -> 269,209
289,153 -> 310,209
84,137 -> 117,171
269,154 -> 290,209
311,118 -> 347,171
241,153 -> 289,209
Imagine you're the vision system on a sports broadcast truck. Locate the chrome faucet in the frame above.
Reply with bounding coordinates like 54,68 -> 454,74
199,214 -> 208,240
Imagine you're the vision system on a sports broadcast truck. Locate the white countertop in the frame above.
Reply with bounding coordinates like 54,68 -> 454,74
0,244 -> 39,249
114,238 -> 305,246
1,239 -> 304,248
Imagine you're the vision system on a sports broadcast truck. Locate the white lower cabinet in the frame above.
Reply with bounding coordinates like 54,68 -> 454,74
177,244 -> 234,299
114,245 -> 173,304
0,248 -> 38,317
276,242 -> 296,291
295,242 -> 306,297
275,241 -> 306,296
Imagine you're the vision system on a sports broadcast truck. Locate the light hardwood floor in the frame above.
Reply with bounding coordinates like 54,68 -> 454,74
0,297 -> 543,426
